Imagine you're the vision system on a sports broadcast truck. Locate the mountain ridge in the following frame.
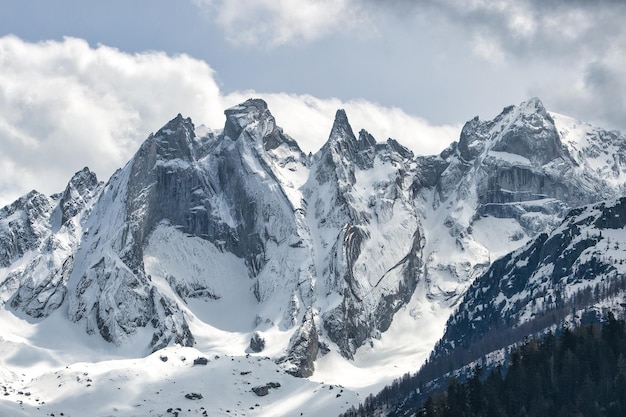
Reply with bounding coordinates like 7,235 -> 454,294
1,97 -> 626,416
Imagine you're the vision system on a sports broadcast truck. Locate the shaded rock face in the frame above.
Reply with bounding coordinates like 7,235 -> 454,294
70,256 -> 152,343
458,116 -> 489,162
322,226 -> 424,358
285,308 -> 319,377
149,288 -> 195,351
7,254 -> 73,318
249,332 -> 266,353
123,103 -> 302,276
123,114 -> 203,273
0,168 -> 102,319
433,98 -> 624,242
481,166 -> 554,204
308,110 -> 425,358
491,99 -> 562,165
65,99 -> 307,350
458,99 -> 561,166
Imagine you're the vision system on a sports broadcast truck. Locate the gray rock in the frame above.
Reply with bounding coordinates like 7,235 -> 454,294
249,332 -> 266,353
193,357 -> 208,365
252,385 -> 269,397
285,308 -> 319,377
0,191 -> 54,267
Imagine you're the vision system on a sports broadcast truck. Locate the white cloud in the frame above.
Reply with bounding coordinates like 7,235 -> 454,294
0,36 -> 458,207
189,0 -> 626,134
0,35 -> 229,206
540,39 -> 626,132
193,0 -> 371,46
471,33 -> 507,64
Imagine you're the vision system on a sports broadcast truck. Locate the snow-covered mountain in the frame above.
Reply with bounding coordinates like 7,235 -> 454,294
433,196 -> 626,362
1,97 -> 626,415
352,195 -> 626,417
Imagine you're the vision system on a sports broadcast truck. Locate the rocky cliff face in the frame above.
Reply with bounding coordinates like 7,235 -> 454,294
1,97 -> 625,378
304,109 -> 424,357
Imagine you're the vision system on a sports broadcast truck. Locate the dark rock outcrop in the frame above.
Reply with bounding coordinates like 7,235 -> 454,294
252,382 -> 281,397
285,308 -> 319,377
249,332 -> 266,353
193,357 -> 208,365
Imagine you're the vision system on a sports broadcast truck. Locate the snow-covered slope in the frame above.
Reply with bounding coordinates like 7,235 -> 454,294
433,196 -> 626,362
0,344 -> 358,417
1,97 -> 626,415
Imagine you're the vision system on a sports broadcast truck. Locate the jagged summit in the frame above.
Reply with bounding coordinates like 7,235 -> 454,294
457,97 -> 562,166
0,190 -> 53,268
385,137 -> 414,160
518,96 -> 547,114
58,167 -> 100,226
329,109 -> 357,143
158,112 -> 193,132
493,98 -> 562,165
224,98 -> 271,140
314,108 -> 405,179
223,98 -> 303,155
150,113 -> 197,161
358,128 -> 376,149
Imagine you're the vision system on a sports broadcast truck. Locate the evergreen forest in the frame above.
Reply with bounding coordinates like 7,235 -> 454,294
416,313 -> 626,417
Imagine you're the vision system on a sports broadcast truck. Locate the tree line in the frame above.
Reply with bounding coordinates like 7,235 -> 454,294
416,312 -> 626,417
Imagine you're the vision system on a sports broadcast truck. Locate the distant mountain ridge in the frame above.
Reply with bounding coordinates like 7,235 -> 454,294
1,97 -> 625,385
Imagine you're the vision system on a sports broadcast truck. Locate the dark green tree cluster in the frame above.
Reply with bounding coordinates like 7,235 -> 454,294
341,372 -> 416,417
417,313 -> 626,417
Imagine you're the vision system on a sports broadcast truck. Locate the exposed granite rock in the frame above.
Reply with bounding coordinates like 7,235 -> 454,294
193,357 -> 208,365
252,386 -> 269,397
249,332 -> 266,353
285,308 -> 319,377
0,191 -> 54,267
252,382 -> 281,397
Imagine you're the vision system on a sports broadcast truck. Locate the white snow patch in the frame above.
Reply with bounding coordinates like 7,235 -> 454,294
472,216 -> 529,260
487,150 -> 531,165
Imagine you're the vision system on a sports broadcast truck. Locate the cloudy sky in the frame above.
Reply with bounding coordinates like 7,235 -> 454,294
0,0 -> 624,206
